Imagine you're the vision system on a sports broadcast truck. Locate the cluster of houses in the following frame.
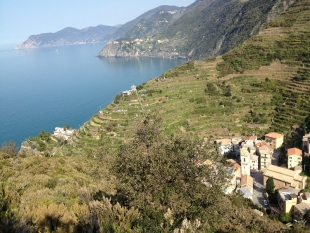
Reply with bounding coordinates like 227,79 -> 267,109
215,132 -> 310,220
53,127 -> 75,140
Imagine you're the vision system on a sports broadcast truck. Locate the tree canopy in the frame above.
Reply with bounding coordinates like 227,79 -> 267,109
113,115 -> 228,231
266,176 -> 275,195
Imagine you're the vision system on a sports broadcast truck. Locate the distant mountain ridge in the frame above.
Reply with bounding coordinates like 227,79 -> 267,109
15,25 -> 120,49
99,0 -> 297,59
16,5 -> 184,50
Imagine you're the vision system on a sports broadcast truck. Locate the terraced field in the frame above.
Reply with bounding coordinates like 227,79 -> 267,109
41,0 -> 310,156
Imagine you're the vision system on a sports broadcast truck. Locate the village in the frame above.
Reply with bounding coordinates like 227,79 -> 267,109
214,131 -> 310,221
112,84 -> 310,222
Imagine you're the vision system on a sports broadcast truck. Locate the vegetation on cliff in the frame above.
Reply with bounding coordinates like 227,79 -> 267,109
2,0 -> 310,232
99,0 -> 297,59
1,116 -> 288,232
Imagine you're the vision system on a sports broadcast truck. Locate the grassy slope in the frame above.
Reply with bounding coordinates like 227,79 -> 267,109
56,0 -> 310,157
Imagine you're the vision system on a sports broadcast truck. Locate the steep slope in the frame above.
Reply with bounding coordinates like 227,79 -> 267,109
217,0 -> 310,134
54,0 -> 310,157
99,0 -> 297,59
111,5 -> 184,40
120,7 -> 186,39
16,25 -> 119,49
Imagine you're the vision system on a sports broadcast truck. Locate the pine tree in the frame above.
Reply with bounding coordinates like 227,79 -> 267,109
266,176 -> 275,195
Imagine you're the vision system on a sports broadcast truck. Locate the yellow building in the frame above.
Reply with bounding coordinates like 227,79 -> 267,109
277,187 -> 299,214
263,164 -> 307,190
287,147 -> 302,169
257,144 -> 272,170
265,132 -> 284,149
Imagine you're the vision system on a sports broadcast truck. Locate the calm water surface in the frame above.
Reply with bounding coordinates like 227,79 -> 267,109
0,43 -> 183,146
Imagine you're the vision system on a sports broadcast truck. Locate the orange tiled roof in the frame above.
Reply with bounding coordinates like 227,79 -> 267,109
255,142 -> 267,147
233,163 -> 240,169
288,147 -> 302,157
292,125 -> 299,129
246,136 -> 256,140
265,132 -> 283,139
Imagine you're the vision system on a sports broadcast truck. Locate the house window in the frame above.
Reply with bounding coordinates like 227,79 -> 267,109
243,158 -> 245,162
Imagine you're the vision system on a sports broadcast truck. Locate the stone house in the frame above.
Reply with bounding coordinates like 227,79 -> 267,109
294,202 -> 310,220
265,132 -> 284,149
293,192 -> 310,219
287,147 -> 303,169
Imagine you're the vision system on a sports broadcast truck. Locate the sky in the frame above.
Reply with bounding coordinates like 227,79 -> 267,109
0,0 -> 195,45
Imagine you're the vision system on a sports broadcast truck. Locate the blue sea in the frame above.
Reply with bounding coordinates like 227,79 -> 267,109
0,43 -> 183,146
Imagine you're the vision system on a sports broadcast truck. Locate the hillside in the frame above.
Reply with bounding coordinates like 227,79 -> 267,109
15,25 -> 120,49
3,0 -> 310,232
52,0 -> 310,157
111,5 -> 185,40
99,0 -> 297,59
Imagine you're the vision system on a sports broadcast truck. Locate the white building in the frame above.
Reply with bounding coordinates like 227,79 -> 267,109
288,147 -> 302,169
53,127 -> 74,140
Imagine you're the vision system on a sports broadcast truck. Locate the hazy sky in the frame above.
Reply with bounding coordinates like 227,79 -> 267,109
0,0 -> 195,45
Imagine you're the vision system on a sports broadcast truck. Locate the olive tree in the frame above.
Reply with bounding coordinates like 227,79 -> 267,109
113,115 -> 227,231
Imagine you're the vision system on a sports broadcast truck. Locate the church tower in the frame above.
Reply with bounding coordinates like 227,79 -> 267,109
240,147 -> 251,175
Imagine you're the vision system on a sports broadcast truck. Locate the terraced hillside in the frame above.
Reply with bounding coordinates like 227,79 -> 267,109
57,58 -> 276,156
217,0 -> 310,134
25,0 -> 309,157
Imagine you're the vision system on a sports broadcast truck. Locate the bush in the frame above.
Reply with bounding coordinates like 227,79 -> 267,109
45,177 -> 58,189
279,213 -> 292,223
114,94 -> 122,104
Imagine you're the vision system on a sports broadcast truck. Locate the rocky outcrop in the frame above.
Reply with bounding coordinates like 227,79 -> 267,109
16,25 -> 120,49
19,140 -> 41,156
98,38 -> 187,59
